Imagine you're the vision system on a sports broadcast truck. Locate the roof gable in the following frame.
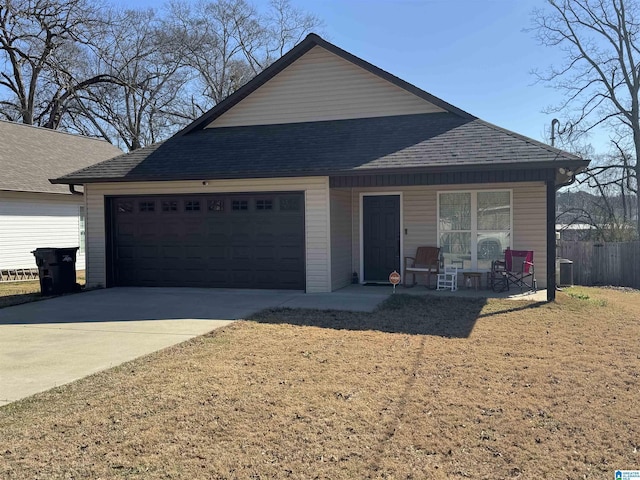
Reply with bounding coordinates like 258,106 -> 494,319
207,45 -> 446,128
177,33 -> 474,136
0,120 -> 122,194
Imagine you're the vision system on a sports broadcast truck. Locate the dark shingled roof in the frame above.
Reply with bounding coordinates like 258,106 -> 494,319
52,33 -> 586,185
54,113 -> 584,184
0,120 -> 122,194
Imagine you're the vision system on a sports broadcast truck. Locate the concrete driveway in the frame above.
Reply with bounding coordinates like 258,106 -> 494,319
0,287 -> 389,406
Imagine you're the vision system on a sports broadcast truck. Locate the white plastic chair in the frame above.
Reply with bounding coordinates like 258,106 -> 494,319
437,266 -> 458,291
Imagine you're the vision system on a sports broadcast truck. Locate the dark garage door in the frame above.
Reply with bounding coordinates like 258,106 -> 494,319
109,192 -> 305,289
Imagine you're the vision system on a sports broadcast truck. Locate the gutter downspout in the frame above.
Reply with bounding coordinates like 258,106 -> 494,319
69,184 -> 83,195
549,166 -> 587,301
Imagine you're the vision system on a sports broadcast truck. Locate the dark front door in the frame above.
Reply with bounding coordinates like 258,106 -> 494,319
108,192 -> 305,290
363,195 -> 400,282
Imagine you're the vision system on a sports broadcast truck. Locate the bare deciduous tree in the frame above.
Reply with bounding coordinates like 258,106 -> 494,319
0,0 -> 321,150
0,0 -> 119,126
74,9 -> 192,150
559,150 -> 638,240
532,0 -> 640,235
167,0 -> 321,112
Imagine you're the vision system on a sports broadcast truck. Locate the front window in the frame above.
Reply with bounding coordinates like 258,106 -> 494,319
438,190 -> 511,270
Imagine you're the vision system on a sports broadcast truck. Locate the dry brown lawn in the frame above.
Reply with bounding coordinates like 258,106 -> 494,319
1,287 -> 639,479
0,271 -> 85,309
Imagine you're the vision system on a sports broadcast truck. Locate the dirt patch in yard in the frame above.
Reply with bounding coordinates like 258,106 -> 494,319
0,288 -> 638,479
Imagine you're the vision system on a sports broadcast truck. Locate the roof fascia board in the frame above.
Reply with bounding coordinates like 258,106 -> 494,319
50,159 -> 590,185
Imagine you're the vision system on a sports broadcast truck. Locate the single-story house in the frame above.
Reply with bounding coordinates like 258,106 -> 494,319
1,120 -> 122,279
53,33 -> 589,301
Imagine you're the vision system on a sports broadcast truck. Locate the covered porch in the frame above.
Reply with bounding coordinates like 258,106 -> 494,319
328,170 -> 557,298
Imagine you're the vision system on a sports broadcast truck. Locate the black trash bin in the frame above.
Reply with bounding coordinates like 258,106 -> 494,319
32,247 -> 80,295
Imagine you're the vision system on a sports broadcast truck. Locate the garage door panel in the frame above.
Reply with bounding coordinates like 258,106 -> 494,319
255,245 -> 276,259
230,270 -> 252,285
138,246 -> 159,259
111,193 -> 304,290
117,222 -> 136,236
231,245 -> 252,260
160,245 -> 182,259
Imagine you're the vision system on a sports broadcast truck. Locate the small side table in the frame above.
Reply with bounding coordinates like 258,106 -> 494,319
462,271 -> 482,290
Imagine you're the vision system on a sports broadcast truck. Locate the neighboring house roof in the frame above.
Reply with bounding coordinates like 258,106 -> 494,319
52,33 -> 586,185
0,120 -> 122,194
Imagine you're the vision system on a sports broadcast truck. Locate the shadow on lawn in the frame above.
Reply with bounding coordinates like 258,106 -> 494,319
477,300 -> 548,319
252,294 -> 490,338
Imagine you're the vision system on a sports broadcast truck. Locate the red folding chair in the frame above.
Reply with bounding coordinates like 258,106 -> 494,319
490,248 -> 536,292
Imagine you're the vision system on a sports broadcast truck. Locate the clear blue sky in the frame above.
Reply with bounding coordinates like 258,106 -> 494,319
112,0 -> 609,153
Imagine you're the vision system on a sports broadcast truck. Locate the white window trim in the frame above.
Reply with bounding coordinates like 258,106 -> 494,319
437,189 -> 512,271
359,192 -> 403,283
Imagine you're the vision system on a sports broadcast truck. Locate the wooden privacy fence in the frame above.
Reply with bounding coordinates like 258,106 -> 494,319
558,241 -> 640,289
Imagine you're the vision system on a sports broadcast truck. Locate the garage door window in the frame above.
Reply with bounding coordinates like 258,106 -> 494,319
162,200 -> 178,212
256,199 -> 273,210
117,201 -> 133,213
185,200 -> 201,211
280,196 -> 301,211
139,201 -> 155,212
208,199 -> 224,212
232,200 -> 248,211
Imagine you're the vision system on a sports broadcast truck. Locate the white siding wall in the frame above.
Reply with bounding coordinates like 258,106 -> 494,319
349,183 -> 548,288
208,46 -> 444,128
0,191 -> 85,270
330,188 -> 352,290
85,177 -> 331,292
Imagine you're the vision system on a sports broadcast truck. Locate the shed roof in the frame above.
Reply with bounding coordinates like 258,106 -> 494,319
0,120 -> 122,194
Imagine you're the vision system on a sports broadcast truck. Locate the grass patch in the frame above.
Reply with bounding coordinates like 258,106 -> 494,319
1,288 -> 639,479
564,286 -> 609,306
0,271 -> 85,309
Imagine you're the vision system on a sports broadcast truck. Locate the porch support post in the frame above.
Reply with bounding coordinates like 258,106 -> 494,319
546,180 -> 557,301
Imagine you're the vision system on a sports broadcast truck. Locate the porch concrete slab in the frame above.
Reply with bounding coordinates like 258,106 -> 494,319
0,287 -> 390,406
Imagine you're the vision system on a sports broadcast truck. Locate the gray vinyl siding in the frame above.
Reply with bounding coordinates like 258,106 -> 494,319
349,183 -> 548,288
207,46 -> 444,128
0,191 -> 85,270
330,188 -> 352,290
84,177 -> 332,293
